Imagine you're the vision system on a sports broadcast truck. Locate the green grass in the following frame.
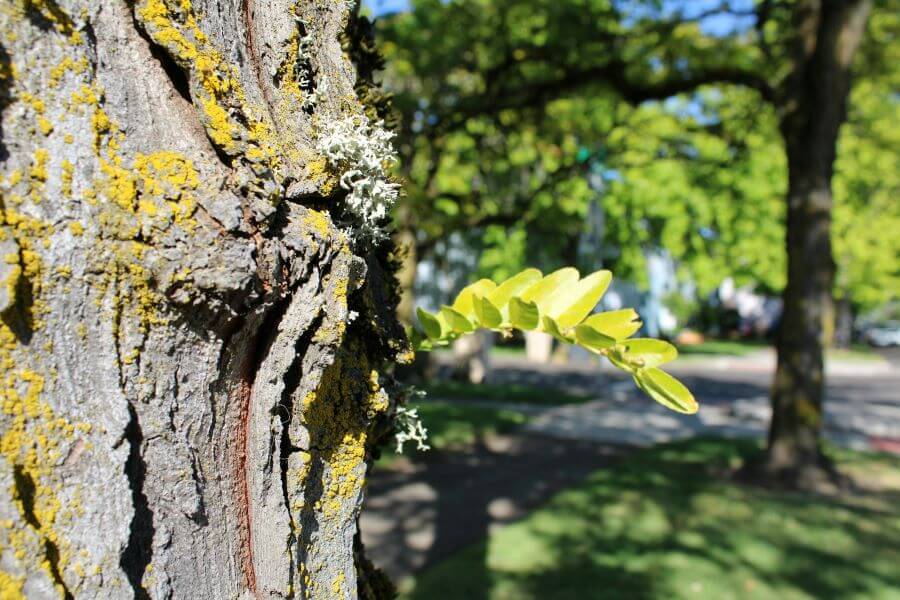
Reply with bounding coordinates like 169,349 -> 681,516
430,345 -> 527,358
377,400 -> 531,467
827,344 -> 884,362
676,339 -> 767,357
400,438 -> 900,600
677,339 -> 881,362
492,345 -> 528,357
411,400 -> 530,448
421,380 -> 589,406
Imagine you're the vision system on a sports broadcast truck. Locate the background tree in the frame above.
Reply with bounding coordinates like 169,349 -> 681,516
1,1 -> 405,597
378,0 -> 895,487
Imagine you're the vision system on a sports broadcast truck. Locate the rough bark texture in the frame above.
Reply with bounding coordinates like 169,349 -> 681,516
0,1 -> 407,598
764,0 -> 872,486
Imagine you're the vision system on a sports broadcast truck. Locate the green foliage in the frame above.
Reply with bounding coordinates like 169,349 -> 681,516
379,0 -> 900,310
412,268 -> 697,414
832,9 -> 900,310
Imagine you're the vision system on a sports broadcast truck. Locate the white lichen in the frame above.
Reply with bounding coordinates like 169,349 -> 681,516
316,114 -> 401,239
394,405 -> 430,453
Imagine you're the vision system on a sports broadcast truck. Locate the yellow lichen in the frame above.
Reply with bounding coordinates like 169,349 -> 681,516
48,56 -> 88,89
134,0 -> 281,189
303,209 -> 331,239
0,569 -> 25,599
12,0 -> 82,43
330,571 -> 346,596
29,149 -> 49,184
0,353 -> 77,596
60,160 -> 74,198
37,117 -> 53,136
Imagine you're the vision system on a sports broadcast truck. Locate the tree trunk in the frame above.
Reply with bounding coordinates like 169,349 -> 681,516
764,0 -> 871,486
451,331 -> 492,384
1,1 -> 406,598
393,227 -> 417,329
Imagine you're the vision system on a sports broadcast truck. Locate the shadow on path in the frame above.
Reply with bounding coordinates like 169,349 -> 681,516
361,433 -> 623,586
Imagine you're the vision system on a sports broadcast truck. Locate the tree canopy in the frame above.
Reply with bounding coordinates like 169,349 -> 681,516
376,0 -> 898,310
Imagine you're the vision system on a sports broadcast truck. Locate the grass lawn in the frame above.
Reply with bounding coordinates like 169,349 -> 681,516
677,339 -> 881,362
676,339 -> 767,357
421,380 -> 590,406
399,438 -> 900,599
377,400 -> 531,467
491,345 -> 527,358
827,344 -> 885,362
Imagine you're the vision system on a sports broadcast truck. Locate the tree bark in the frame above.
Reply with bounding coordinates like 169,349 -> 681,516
0,1 -> 406,598
764,0 -> 871,485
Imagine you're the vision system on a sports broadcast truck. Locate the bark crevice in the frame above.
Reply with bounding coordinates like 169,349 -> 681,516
278,309 -> 325,595
128,1 -> 236,170
11,466 -> 75,599
145,34 -> 192,105
120,404 -> 155,600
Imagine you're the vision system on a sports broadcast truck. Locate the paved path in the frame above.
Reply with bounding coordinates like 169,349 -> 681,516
361,435 -> 623,581
460,353 -> 900,453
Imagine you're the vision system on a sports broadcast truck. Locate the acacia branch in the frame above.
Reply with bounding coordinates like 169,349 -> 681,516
431,57 -> 775,137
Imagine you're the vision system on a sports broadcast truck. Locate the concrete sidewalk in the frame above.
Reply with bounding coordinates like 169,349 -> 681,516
434,351 -> 900,453
522,393 -> 900,453
671,347 -> 895,377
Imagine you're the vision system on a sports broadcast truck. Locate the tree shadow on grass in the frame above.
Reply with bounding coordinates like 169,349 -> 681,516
399,437 -> 900,599
361,419 -> 623,598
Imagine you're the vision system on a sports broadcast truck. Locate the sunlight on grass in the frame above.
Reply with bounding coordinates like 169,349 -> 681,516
676,340 -> 767,357
421,380 -> 590,406
677,340 -> 882,363
400,438 -> 900,599
377,400 -> 531,467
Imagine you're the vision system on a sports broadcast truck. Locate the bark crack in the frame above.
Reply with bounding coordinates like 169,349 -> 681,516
277,310 -> 325,592
120,404 -> 155,600
11,467 -> 75,599
129,2 -> 235,169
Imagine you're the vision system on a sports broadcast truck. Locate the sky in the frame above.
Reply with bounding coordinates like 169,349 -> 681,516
363,0 -> 756,37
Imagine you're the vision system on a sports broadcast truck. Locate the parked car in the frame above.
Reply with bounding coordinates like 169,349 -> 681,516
863,322 -> 900,347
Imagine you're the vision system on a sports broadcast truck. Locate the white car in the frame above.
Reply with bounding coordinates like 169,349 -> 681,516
864,322 -> 900,347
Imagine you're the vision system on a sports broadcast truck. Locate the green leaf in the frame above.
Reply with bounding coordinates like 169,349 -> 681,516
581,309 -> 642,340
416,307 -> 444,340
520,267 -> 579,311
617,338 -> 678,368
488,268 -> 542,309
606,350 -> 636,373
634,368 -> 698,414
408,326 -> 425,351
473,295 -> 503,328
574,322 -> 617,352
509,297 -> 539,330
410,267 -> 696,416
439,305 -> 474,333
542,315 -> 573,342
549,269 -> 612,330
452,279 -> 497,319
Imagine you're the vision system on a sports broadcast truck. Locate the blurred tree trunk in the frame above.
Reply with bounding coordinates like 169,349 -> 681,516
832,299 -> 854,349
451,331 -> 493,384
764,0 -> 871,486
392,222 -> 433,381
524,331 -> 554,363
394,226 -> 418,328
1,1 -> 404,598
